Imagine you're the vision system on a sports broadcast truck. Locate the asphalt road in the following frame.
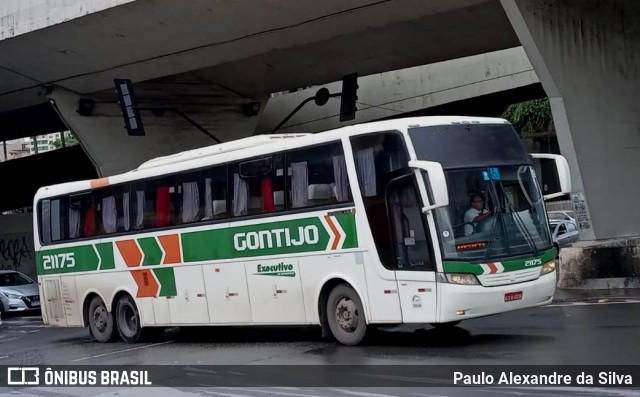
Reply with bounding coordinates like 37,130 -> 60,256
1,297 -> 639,397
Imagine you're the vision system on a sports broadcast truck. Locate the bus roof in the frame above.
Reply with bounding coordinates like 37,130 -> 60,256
34,116 -> 509,201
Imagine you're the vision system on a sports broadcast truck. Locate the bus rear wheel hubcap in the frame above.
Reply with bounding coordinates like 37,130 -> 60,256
335,297 -> 358,332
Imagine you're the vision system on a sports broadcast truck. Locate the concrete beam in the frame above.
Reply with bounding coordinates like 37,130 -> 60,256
50,76 -> 267,176
257,47 -> 538,134
0,0 -> 518,112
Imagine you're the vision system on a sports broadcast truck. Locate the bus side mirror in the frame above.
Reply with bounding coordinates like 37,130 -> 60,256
408,160 -> 449,211
530,153 -> 572,200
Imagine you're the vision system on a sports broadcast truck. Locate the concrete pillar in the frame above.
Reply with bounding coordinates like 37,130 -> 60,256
501,0 -> 640,287
49,81 -> 267,176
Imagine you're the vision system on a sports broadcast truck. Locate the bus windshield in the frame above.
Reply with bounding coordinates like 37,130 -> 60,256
432,165 -> 553,261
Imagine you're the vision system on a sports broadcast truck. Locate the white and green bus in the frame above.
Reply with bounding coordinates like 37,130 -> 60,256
34,117 -> 571,345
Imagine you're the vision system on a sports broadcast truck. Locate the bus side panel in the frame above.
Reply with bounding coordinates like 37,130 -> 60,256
137,297 -> 156,326
300,252 -> 368,324
361,251 -> 403,323
60,276 -> 82,326
74,271 -> 136,317
203,262 -> 252,324
245,258 -> 306,323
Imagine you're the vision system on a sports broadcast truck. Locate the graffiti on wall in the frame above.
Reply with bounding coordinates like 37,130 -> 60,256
0,235 -> 34,276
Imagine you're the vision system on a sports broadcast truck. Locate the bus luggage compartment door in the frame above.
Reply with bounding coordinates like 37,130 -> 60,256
245,258 -> 306,323
43,277 -> 67,327
203,262 -> 252,324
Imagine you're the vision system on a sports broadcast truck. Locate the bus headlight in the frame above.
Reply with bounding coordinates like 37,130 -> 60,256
540,261 -> 556,275
437,273 -> 480,285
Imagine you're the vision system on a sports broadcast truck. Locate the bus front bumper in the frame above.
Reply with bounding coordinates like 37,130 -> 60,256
438,271 -> 556,323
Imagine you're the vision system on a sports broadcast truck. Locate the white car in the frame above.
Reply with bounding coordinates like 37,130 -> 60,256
550,219 -> 580,251
548,210 -> 576,223
0,270 -> 41,315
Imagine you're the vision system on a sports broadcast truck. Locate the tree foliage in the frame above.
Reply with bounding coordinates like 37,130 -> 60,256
501,98 -> 553,136
52,134 -> 79,149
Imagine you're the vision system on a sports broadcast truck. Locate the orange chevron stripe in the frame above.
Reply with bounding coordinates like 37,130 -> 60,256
487,262 -> 498,274
131,269 -> 159,298
324,215 -> 341,250
116,240 -> 142,267
158,234 -> 181,264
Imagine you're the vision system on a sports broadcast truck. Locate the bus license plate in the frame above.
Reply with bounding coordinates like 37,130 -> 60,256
504,291 -> 523,302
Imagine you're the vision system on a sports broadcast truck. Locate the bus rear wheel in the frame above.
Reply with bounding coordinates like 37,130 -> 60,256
327,285 -> 367,346
88,296 -> 116,342
115,294 -> 143,343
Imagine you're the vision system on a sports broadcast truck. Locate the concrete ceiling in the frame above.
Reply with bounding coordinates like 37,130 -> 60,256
0,0 -> 518,112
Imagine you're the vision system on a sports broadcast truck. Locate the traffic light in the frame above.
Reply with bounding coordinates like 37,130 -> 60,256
340,73 -> 358,122
114,78 -> 145,136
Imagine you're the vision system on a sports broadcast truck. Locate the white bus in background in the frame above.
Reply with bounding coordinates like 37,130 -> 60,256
34,117 -> 571,345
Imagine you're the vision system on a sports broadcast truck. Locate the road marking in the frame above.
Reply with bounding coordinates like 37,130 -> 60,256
508,386 -> 639,396
330,389 -> 398,397
0,356 -> 9,360
202,391 -> 253,397
546,300 -> 640,308
217,387 -> 325,397
70,340 -> 173,362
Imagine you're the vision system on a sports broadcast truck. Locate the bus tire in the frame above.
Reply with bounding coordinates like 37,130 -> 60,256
327,284 -> 367,346
115,294 -> 143,343
88,296 -> 116,342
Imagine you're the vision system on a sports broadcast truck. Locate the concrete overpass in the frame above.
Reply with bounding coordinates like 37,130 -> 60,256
1,0 -> 639,286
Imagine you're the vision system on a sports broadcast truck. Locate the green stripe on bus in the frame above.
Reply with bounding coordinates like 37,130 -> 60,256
336,212 -> 358,249
139,237 -> 163,266
153,268 -> 177,297
96,242 -> 115,270
442,248 -> 556,274
36,245 -> 100,275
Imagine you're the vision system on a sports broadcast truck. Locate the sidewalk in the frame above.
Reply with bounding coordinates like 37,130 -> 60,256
554,287 -> 640,303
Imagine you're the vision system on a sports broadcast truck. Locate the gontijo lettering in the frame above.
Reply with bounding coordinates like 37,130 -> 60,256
234,226 -> 319,251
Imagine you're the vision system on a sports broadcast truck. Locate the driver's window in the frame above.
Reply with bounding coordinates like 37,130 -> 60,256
558,223 -> 567,235
387,176 -> 434,271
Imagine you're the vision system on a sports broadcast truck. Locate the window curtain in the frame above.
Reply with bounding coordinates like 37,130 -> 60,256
123,192 -> 131,231
355,148 -> 376,197
332,155 -> 349,202
69,204 -> 81,238
42,200 -> 52,244
181,182 -> 200,223
101,196 -> 117,233
135,191 -> 145,229
261,177 -> 275,212
204,178 -> 213,219
51,199 -> 62,241
84,204 -> 96,237
291,161 -> 308,208
233,174 -> 248,216
156,186 -> 171,227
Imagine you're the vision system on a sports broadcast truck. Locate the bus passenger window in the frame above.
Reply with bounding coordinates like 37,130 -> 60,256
231,155 -> 284,217
178,165 -> 228,223
96,186 -> 129,235
132,177 -> 177,230
68,193 -> 95,239
350,132 -> 410,269
287,142 -> 352,209
39,198 -> 66,244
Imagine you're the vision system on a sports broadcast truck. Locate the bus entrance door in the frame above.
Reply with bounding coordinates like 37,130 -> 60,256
387,176 -> 438,324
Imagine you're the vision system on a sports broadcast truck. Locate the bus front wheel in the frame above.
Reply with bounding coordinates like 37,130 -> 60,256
115,294 -> 143,343
327,284 -> 367,346
88,296 -> 116,342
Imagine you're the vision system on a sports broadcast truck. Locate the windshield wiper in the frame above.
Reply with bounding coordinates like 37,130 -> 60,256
482,212 -> 501,262
497,180 -> 539,256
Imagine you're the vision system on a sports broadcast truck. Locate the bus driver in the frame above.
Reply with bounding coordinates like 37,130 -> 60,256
464,193 -> 492,236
